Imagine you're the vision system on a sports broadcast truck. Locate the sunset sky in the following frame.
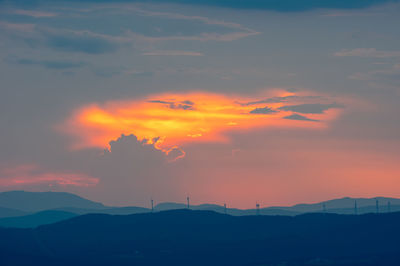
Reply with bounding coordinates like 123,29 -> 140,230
1,0 -> 400,208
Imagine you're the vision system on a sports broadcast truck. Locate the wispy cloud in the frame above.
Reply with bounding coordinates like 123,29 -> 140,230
127,30 -> 259,43
348,64 -> 400,88
130,7 -> 255,32
1,5 -> 260,58
0,164 -> 98,188
7,57 -> 86,69
0,21 -> 35,33
32,0 -> 399,12
335,48 -> 400,58
122,7 -> 260,42
1,23 -> 124,54
320,11 -> 384,17
13,9 -> 57,18
142,50 -> 203,56
278,103 -> 343,114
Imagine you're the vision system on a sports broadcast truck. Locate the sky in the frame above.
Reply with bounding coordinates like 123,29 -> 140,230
1,0 -> 400,208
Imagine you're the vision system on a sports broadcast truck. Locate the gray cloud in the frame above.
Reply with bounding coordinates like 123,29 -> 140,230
242,96 -> 296,106
9,0 -> 398,12
142,50 -> 203,56
283,114 -> 319,122
286,88 -> 298,93
0,134 -> 182,205
12,9 -> 57,18
104,134 -> 166,165
278,103 -> 343,114
241,95 -> 324,106
44,32 -> 118,54
0,20 -> 124,54
92,66 -> 127,77
0,21 -> 35,33
85,134 -> 179,205
335,48 -> 400,58
13,58 -> 86,69
348,64 -> 400,90
249,106 -> 277,114
125,7 -> 260,42
1,4 -> 260,62
167,0 -> 399,11
148,100 -> 195,110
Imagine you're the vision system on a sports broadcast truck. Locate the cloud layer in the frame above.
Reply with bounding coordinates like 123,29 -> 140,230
0,164 -> 98,188
59,90 -> 345,152
8,0 -> 398,11
335,48 -> 400,58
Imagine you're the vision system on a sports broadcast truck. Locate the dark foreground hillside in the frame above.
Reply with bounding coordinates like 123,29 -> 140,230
1,210 -> 400,266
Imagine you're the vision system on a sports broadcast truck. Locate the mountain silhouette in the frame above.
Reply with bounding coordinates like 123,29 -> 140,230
0,206 -> 27,218
155,202 -> 300,215
155,197 -> 400,216
279,196 -> 400,213
1,209 -> 400,265
1,191 -> 399,229
0,191 -> 105,212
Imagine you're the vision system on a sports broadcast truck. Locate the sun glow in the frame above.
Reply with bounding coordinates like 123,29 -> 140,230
59,90 -> 344,152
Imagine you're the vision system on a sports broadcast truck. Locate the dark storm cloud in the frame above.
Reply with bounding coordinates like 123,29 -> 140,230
6,0 -> 398,11
278,103 -> 343,114
249,106 -> 277,114
284,114 -> 319,122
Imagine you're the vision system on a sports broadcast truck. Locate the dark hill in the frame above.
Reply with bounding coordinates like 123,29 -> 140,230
54,206 -> 149,215
1,210 -> 400,265
0,210 -> 77,228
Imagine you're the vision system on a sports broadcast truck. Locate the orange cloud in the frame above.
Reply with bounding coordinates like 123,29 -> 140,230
0,164 -> 99,187
59,90 -> 345,152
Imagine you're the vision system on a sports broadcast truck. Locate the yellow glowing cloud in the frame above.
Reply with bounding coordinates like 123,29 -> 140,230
59,90 -> 344,152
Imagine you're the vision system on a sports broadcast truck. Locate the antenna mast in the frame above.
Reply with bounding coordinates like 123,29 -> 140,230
224,203 -> 227,214
256,202 -> 260,215
187,196 -> 190,209
151,198 -> 154,212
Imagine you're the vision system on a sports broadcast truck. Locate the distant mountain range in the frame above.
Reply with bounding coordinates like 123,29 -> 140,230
0,191 -> 105,212
1,210 -> 400,265
0,191 -> 399,228
154,196 -> 400,216
0,206 -> 27,218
